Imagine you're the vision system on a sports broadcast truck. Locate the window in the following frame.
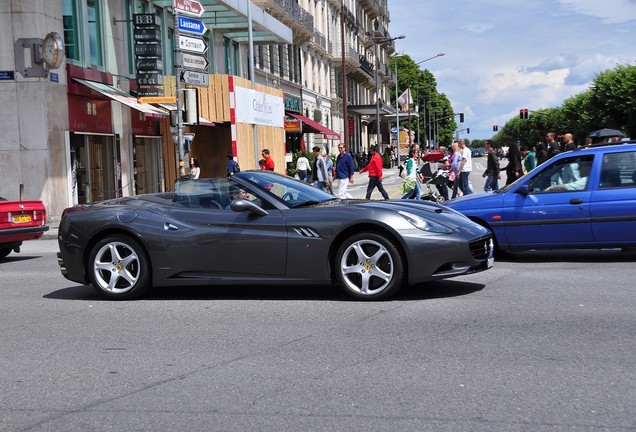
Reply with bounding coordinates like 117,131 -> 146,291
62,0 -> 103,67
599,151 -> 636,189
526,156 -> 594,193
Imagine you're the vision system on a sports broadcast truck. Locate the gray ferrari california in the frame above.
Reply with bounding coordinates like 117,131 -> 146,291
57,171 -> 493,300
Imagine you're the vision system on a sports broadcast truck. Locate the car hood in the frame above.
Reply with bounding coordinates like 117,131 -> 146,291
445,191 -> 504,211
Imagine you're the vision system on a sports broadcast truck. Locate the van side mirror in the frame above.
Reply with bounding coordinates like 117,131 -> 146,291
516,185 -> 530,196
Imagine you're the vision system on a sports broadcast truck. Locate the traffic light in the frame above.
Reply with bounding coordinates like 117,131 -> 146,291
493,125 -> 498,131
459,113 -> 464,123
466,128 -> 470,134
519,108 -> 529,119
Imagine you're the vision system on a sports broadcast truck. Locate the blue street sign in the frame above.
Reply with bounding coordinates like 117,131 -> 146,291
177,16 -> 208,35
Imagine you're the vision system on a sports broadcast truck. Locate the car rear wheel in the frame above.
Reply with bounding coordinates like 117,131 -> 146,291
88,235 -> 150,300
335,233 -> 403,300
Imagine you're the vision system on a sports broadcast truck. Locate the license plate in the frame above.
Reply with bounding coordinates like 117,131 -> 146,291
12,214 -> 32,224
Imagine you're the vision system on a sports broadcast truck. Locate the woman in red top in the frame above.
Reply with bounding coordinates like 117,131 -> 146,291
359,146 -> 390,199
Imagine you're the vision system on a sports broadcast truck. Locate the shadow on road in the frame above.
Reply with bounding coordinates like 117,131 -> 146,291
44,280 -> 484,302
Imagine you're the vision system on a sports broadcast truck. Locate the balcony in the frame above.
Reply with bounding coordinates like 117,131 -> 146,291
359,0 -> 380,19
359,55 -> 374,77
252,0 -> 314,42
311,29 -> 328,54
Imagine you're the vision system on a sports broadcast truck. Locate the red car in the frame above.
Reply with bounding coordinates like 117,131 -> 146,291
0,197 -> 49,259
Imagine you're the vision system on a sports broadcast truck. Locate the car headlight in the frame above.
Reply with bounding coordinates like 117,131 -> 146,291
398,211 -> 453,234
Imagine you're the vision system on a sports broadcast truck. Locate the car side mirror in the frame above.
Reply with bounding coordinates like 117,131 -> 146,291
516,185 -> 530,196
230,199 -> 268,216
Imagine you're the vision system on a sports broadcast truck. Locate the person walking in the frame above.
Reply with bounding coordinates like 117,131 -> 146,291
449,141 -> 463,198
546,132 -> 561,159
189,157 -> 201,179
295,152 -> 310,183
359,145 -> 390,200
482,140 -> 500,191
458,140 -> 473,195
562,133 -> 576,151
311,146 -> 330,192
521,145 -> 536,174
335,144 -> 355,198
261,148 -> 275,171
505,142 -> 523,185
226,152 -> 240,178
401,146 -> 421,199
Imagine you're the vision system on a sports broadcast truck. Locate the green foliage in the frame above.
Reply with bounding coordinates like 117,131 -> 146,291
494,64 -> 636,145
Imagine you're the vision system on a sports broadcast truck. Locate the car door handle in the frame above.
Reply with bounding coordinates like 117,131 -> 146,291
164,223 -> 179,231
569,198 -> 583,205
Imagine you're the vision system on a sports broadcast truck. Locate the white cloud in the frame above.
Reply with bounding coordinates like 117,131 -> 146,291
559,0 -> 636,23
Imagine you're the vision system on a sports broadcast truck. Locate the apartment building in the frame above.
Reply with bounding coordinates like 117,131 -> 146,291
0,0 -> 395,221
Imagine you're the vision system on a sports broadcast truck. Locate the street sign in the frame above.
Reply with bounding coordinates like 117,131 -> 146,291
177,16 -> 208,36
183,70 -> 209,87
137,96 -> 177,104
182,52 -> 209,71
178,35 -> 208,54
174,0 -> 205,17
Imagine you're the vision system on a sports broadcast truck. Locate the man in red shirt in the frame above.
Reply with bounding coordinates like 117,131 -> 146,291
262,149 -> 275,171
359,145 -> 390,199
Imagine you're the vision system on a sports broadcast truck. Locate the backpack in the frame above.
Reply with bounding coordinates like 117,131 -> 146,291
233,160 -> 240,173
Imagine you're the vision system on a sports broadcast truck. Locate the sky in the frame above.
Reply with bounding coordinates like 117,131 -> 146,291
390,0 -> 636,139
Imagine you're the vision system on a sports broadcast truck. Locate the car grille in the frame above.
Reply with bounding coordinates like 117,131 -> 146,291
469,237 -> 492,260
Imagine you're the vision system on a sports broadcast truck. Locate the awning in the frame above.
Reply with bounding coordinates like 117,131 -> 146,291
157,104 -> 214,127
348,103 -> 394,116
73,78 -> 168,118
287,112 -> 340,140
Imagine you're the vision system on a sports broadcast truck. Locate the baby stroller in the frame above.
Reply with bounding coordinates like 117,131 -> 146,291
418,162 -> 447,204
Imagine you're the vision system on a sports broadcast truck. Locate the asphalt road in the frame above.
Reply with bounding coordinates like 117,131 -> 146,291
1,237 -> 635,431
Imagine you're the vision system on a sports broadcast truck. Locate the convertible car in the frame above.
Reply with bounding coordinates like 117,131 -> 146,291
57,171 -> 493,300
0,197 -> 48,259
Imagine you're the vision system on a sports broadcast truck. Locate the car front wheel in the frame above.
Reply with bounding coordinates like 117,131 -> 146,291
87,235 -> 150,300
335,233 -> 403,300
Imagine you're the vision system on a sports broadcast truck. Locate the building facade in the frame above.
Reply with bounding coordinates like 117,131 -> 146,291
0,0 -> 395,222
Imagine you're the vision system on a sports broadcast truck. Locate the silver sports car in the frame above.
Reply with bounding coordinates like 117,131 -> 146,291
57,171 -> 493,300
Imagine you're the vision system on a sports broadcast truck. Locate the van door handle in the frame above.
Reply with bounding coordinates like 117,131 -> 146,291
569,198 -> 583,205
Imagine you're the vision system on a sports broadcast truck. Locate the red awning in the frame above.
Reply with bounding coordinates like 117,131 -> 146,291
287,112 -> 340,140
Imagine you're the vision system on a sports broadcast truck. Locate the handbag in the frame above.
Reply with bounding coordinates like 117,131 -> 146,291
400,177 -> 415,194
449,170 -> 456,182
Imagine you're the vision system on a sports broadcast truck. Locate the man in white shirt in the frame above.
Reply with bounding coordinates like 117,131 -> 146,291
458,140 -> 473,195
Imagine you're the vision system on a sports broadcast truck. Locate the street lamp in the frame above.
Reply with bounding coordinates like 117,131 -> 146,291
392,52 -> 404,167
373,35 -> 405,151
416,52 -> 445,66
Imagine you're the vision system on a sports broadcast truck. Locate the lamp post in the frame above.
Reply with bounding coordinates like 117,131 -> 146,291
414,53 -> 444,148
373,35 -> 405,151
392,52 -> 404,167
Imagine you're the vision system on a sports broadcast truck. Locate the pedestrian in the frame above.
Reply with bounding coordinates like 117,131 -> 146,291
521,145 -> 536,174
295,152 -> 311,183
359,145 -> 390,200
482,140 -> 500,191
226,152 -> 240,177
546,132 -> 561,159
189,156 -> 201,179
335,144 -> 355,199
311,146 -> 330,192
449,141 -> 462,198
458,139 -> 473,195
562,133 -> 576,151
505,142 -> 523,185
401,146 -> 421,199
535,141 -> 548,166
261,148 -> 275,171
322,150 -> 335,194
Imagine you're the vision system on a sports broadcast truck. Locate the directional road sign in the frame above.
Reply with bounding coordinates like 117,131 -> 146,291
175,0 -> 205,17
182,52 -> 209,71
178,35 -> 208,54
177,16 -> 208,36
183,70 -> 209,87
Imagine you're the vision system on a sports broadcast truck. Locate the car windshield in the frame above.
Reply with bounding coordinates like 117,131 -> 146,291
238,171 -> 337,207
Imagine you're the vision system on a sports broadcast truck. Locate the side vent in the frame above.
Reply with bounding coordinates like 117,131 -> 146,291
292,227 -> 321,238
